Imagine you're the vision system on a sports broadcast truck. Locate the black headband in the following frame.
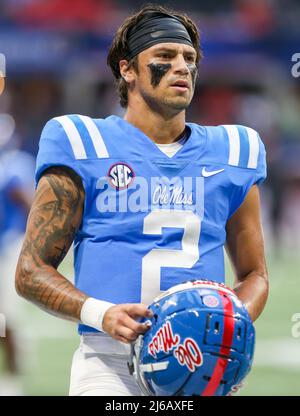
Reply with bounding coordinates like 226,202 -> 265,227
124,12 -> 194,61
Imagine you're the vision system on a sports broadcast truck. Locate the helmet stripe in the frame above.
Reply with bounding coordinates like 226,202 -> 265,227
202,290 -> 235,396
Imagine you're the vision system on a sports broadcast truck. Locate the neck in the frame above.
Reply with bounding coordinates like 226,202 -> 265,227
124,99 -> 186,145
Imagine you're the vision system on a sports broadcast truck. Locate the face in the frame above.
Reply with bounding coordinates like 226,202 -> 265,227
121,42 -> 198,114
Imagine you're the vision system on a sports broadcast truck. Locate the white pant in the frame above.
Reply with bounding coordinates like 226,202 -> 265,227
69,333 -> 142,396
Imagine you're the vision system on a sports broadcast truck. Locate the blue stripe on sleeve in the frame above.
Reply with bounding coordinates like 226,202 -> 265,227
68,114 -> 98,159
236,126 -> 250,169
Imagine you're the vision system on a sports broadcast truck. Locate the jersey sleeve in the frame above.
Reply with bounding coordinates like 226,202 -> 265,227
35,117 -> 85,187
221,125 -> 267,219
254,132 -> 267,186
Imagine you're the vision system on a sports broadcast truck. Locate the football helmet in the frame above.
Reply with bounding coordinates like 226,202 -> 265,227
129,280 -> 255,396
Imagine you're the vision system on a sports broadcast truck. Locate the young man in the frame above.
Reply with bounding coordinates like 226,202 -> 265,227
15,5 -> 269,396
0,142 -> 35,396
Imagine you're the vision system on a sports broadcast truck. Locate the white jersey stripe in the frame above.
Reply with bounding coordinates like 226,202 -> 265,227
53,116 -> 87,159
246,127 -> 259,169
77,115 -> 109,158
223,125 -> 240,166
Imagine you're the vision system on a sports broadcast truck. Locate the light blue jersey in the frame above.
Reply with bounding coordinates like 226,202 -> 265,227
35,115 -> 266,334
0,149 -> 35,249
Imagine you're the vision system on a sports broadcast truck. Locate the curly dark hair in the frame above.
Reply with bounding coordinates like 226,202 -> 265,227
107,4 -> 203,108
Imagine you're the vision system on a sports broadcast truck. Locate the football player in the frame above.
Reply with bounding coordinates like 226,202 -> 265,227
0,55 -> 35,395
15,4 -> 269,396
0,117 -> 35,394
0,143 -> 35,395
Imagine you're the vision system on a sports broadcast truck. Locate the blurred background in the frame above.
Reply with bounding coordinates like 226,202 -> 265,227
0,0 -> 300,396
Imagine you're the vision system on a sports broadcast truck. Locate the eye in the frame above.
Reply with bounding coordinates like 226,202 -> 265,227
185,55 -> 196,63
158,53 -> 172,60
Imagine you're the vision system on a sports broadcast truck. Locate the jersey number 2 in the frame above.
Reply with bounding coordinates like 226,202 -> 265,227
141,210 -> 201,305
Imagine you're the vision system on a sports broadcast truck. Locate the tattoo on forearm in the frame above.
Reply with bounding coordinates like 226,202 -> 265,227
54,244 -> 68,266
16,167 -> 87,321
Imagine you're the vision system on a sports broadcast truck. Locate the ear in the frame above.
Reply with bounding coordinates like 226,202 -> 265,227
0,77 -> 4,95
119,59 -> 137,83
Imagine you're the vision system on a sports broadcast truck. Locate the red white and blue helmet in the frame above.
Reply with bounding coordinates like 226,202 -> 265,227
129,280 -> 255,396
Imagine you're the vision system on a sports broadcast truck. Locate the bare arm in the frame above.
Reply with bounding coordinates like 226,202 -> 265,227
15,166 -> 88,321
225,185 -> 269,322
15,166 -> 151,341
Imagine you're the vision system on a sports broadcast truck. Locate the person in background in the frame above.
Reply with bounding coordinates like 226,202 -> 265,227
0,66 -> 35,394
0,54 -> 4,95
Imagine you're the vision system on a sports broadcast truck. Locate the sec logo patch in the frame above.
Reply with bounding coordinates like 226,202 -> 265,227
108,163 -> 135,190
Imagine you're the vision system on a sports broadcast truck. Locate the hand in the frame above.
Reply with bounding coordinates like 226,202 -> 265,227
102,303 -> 153,344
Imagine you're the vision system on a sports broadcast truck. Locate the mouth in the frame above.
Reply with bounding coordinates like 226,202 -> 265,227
170,80 -> 190,92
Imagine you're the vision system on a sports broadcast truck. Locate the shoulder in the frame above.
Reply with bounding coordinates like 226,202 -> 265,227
40,114 -> 109,160
41,114 -> 101,141
203,124 -> 266,170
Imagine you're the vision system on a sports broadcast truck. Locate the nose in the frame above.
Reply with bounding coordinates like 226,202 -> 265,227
173,54 -> 189,75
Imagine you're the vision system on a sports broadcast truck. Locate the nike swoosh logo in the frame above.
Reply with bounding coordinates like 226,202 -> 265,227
202,167 -> 225,177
